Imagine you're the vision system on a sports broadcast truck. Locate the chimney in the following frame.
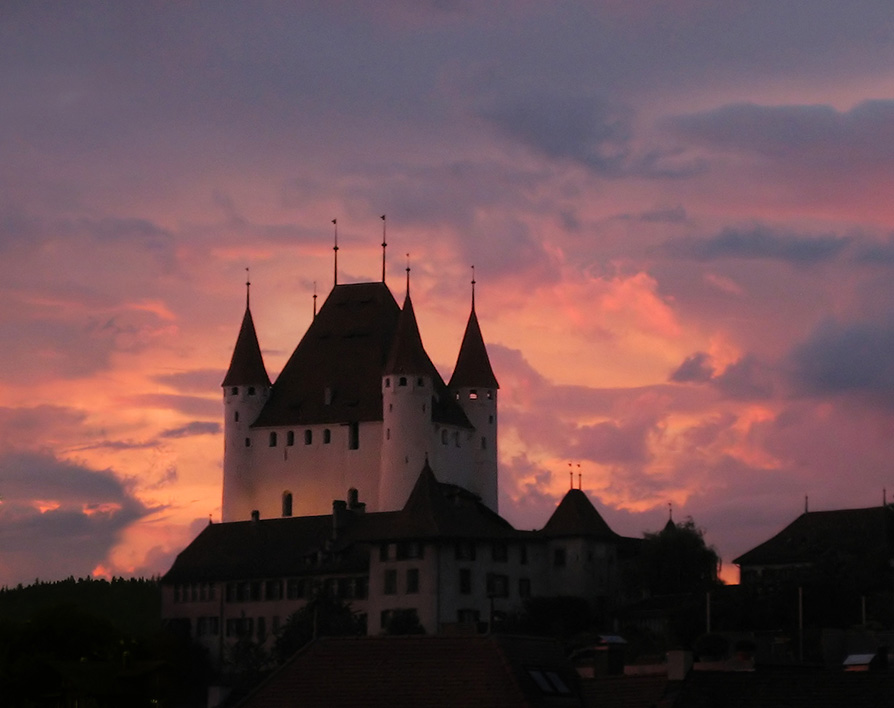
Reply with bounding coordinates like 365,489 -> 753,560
348,487 -> 366,513
251,509 -> 260,522
332,499 -> 348,539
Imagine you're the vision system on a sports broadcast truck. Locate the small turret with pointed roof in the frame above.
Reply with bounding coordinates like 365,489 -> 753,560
449,270 -> 498,390
222,277 -> 270,388
385,292 -> 439,378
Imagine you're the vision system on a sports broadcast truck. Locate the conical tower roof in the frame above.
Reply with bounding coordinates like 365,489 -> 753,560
449,305 -> 499,389
385,293 -> 440,378
222,304 -> 270,387
542,489 -> 617,540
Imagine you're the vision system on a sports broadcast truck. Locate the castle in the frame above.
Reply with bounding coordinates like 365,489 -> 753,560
221,271 -> 499,522
162,255 -> 637,659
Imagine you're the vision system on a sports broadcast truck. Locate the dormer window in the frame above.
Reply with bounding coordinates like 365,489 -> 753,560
469,389 -> 478,400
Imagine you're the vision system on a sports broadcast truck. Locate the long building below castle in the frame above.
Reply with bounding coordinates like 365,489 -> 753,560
221,277 -> 499,522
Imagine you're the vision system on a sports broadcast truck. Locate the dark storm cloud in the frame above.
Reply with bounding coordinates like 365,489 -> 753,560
664,226 -> 851,264
0,452 -> 155,585
479,92 -> 702,178
669,100 -> 894,169
714,355 -> 774,400
670,352 -> 715,383
159,421 -> 221,439
789,317 -> 894,399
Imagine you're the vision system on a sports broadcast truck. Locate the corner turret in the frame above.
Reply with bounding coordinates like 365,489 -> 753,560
448,278 -> 499,510
379,291 -> 437,510
222,280 -> 271,521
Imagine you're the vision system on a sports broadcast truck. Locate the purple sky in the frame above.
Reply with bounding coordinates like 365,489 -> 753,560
3,1 -> 894,586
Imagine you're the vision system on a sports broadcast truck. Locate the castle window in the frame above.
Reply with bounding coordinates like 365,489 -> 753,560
489,415 -> 494,424
384,569 -> 398,595
459,568 -> 472,594
304,429 -> 312,445
269,432 -> 277,447
406,568 -> 419,594
231,387 -> 238,395
323,428 -> 331,444
265,579 -> 283,601
399,376 -> 407,386
553,548 -> 566,567
487,390 -> 493,400
385,377 -> 391,388
386,428 -> 390,440
469,389 -> 478,400
380,543 -> 390,561
244,437 -> 251,447
248,386 -> 256,395
417,377 -> 424,386
234,411 -> 239,422
454,431 -> 460,447
348,422 -> 359,449
441,430 -> 448,445
282,491 -> 293,517
286,431 -> 294,446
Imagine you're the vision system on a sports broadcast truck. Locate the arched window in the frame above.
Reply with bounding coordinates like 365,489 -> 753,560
282,492 -> 293,517
399,376 -> 407,387
323,428 -> 331,444
244,437 -> 251,447
269,432 -> 278,447
286,431 -> 295,446
248,386 -> 256,395
385,377 -> 391,388
304,429 -> 312,445
234,411 -> 239,422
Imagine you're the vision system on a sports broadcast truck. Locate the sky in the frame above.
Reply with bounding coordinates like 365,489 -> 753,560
3,1 -> 894,587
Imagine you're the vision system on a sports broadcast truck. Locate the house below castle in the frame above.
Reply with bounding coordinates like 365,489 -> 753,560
161,463 -> 639,663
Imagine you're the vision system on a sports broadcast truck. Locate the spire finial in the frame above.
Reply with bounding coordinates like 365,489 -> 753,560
805,495 -> 809,514
668,501 -> 673,522
313,281 -> 318,318
405,252 -> 410,295
332,218 -> 339,287
381,214 -> 387,283
577,463 -> 581,490
471,265 -> 476,310
568,462 -> 573,490
245,267 -> 251,308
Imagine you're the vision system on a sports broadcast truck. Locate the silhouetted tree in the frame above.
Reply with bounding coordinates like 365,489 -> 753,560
637,517 -> 722,597
273,594 -> 364,663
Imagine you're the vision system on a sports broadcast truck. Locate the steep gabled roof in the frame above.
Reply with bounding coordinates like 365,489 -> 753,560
449,306 -> 499,389
358,463 -> 518,541
734,506 -> 894,567
384,293 -> 440,378
253,282 -> 400,427
222,306 -> 270,387
541,489 -> 618,540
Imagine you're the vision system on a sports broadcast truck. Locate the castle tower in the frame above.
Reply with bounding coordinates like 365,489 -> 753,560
379,290 -> 438,511
221,281 -> 271,522
448,281 -> 499,510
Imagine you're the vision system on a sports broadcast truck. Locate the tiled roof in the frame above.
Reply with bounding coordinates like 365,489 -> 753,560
384,293 -> 438,378
253,282 -> 400,426
449,305 -> 499,389
161,515 -> 361,583
222,305 -> 271,387
733,506 -> 894,567
542,489 -> 619,540
237,635 -> 583,708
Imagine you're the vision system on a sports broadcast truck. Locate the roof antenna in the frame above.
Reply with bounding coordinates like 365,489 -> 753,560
245,267 -> 251,308
405,253 -> 411,295
332,218 -> 339,287
471,265 -> 476,310
381,214 -> 387,283
313,281 -> 318,318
